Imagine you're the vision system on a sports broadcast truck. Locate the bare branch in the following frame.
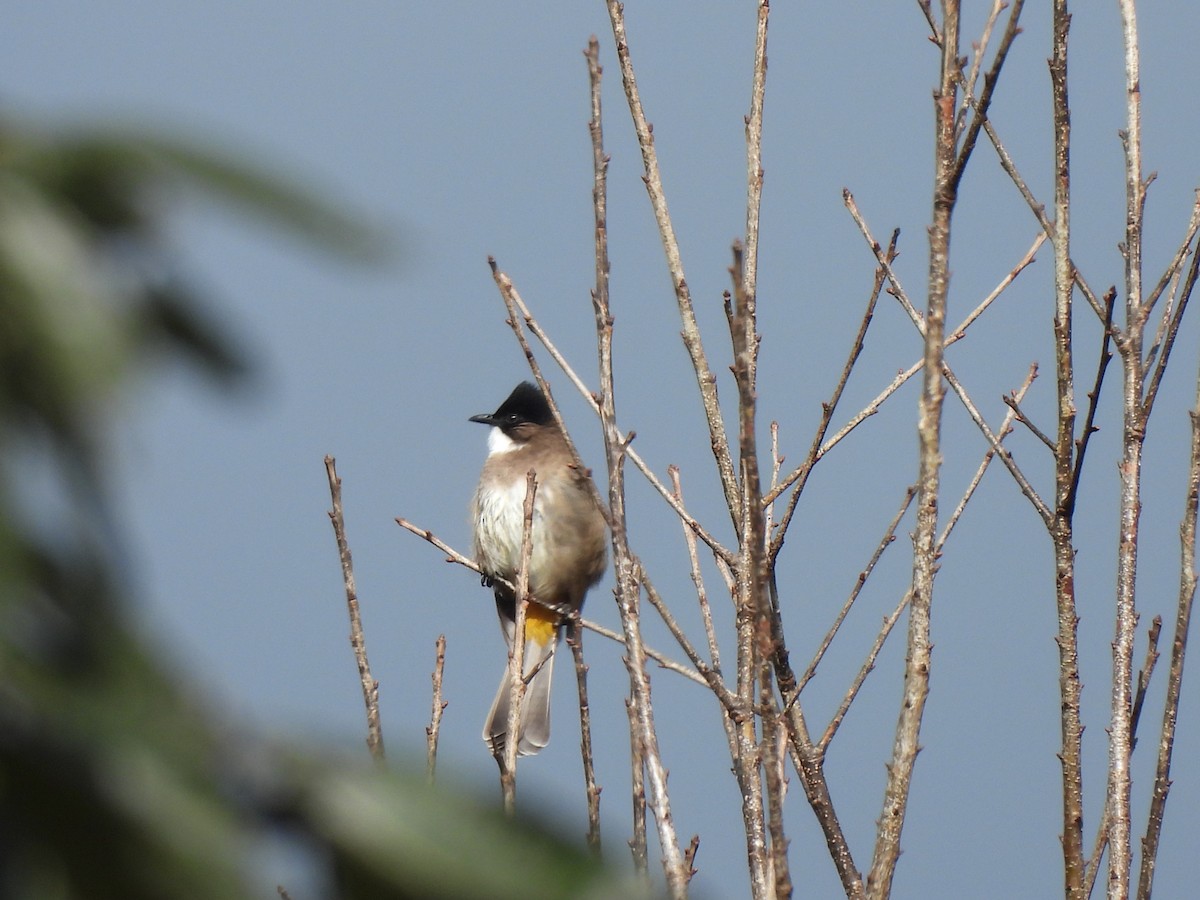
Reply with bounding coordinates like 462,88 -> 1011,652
605,0 -> 742,531
940,364 -> 1039,547
628,703 -> 649,882
1130,616 -> 1162,751
394,516 -> 708,687
1144,208 -> 1200,419
798,485 -> 916,697
566,618 -> 603,856
324,456 -> 385,764
640,563 -> 740,712
1137,384 -> 1200,897
1108,3 -> 1146,890
825,363 -> 1036,752
574,41 -> 606,859
845,191 -> 1052,523
426,634 -> 446,783
589,25 -> 689,886
1003,392 -> 1057,452
952,0 -> 1027,191
958,84 -> 1109,324
498,471 -> 538,812
671,466 -> 725,677
1141,192 -> 1200,329
822,591 -> 909,754
867,4 -> 958,892
943,361 -> 1053,525
957,0 -> 1007,140
768,227 -> 896,560
1068,288 -> 1117,518
729,242 -> 771,900
742,0 -> 769,338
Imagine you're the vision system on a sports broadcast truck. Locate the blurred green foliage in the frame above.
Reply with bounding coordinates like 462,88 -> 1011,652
0,119 -> 641,899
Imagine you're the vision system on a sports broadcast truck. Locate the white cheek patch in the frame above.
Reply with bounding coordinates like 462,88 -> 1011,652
487,426 -> 518,456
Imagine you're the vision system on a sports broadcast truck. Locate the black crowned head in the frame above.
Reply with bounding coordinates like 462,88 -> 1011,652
469,381 -> 554,433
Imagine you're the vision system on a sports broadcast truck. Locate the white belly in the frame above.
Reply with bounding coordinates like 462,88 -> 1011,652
473,479 -> 555,585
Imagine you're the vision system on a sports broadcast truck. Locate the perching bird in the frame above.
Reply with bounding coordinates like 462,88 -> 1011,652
469,381 -> 607,758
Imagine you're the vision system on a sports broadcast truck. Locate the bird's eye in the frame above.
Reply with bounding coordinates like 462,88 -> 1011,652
506,414 -> 521,426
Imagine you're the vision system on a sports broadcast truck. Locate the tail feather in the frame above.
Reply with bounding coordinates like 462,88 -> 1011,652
483,638 -> 556,758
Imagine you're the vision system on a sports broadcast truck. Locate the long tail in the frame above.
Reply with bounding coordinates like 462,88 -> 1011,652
483,635 -> 557,758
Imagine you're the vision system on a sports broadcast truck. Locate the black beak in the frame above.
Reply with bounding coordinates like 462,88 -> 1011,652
469,413 -> 496,425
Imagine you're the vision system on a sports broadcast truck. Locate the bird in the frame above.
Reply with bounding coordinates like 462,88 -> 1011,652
469,381 -> 607,758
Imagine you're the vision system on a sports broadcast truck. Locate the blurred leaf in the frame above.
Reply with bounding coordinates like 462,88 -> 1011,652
0,122 -> 391,261
136,280 -> 252,386
296,765 -> 651,900
129,132 -> 391,262
0,171 -> 128,458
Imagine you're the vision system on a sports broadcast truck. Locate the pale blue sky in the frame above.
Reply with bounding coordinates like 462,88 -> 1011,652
5,3 -> 1200,897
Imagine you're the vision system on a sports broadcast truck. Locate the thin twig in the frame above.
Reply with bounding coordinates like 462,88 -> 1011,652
1140,192 -> 1200,331
591,20 -> 690,890
671,466 -> 724,677
672,465 -> 740,762
498,471 -> 538,812
951,0 -> 1027,192
729,242 -> 772,900
959,82 -> 1108,324
1083,809 -> 1109,900
566,619 -> 603,856
956,0 -> 1006,140
394,516 -> 709,687
324,456 -> 385,764
769,224 -> 1042,520
821,591 -> 909,753
768,228 -> 897,560
1130,616 -> 1162,751
684,835 -> 701,883
797,486 -> 916,697
940,364 -> 1039,547
1137,372 -> 1200,898
1002,393 -> 1056,451
640,562 -> 740,712
1108,3 -> 1146,890
426,634 -> 446,783
573,41 -> 607,860
847,192 -> 1053,524
1144,207 -> 1200,420
867,5 -> 959,893
1067,288 -> 1117,518
823,364 -> 1036,751
605,0 -> 742,534
943,360 -> 1053,524
628,701 -> 649,881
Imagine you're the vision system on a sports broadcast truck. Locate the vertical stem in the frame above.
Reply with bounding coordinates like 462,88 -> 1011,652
1048,4 -> 1085,896
730,246 -> 770,900
566,621 -> 603,856
1111,3 -> 1144,896
590,32 -> 689,896
739,7 -> 787,897
1137,371 -> 1200,899
742,0 -> 769,332
604,0 -> 742,530
426,634 -> 447,783
499,472 -> 537,814
867,2 -> 957,895
324,456 -> 385,764
628,699 -> 649,880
